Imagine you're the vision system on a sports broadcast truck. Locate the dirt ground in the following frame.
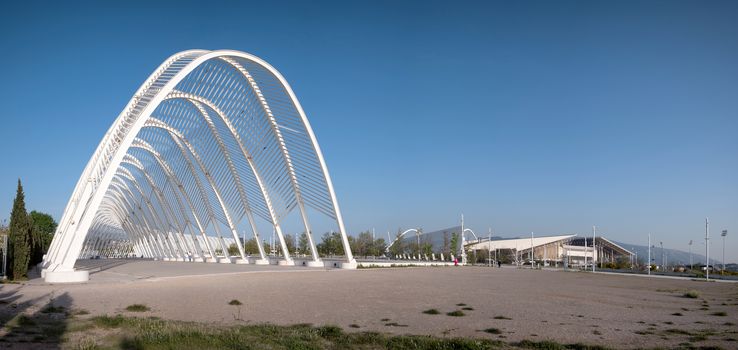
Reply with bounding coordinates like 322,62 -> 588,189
2,261 -> 737,349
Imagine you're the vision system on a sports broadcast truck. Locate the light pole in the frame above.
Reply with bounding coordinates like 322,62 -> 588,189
689,239 -> 692,271
488,228 -> 492,267
705,218 -> 710,281
721,230 -> 727,275
648,233 -> 651,275
660,241 -> 664,271
530,232 -> 534,269
592,226 -> 596,272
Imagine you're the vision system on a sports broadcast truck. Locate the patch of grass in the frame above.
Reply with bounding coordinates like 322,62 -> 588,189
446,310 -> 465,317
92,315 -> 128,328
711,311 -> 727,316
664,321 -> 674,325
41,305 -> 67,314
17,315 -> 36,327
456,303 -> 467,306
684,290 -> 700,299
422,309 -> 440,315
125,304 -> 150,312
34,314 -> 623,350
380,318 -> 390,322
228,299 -> 242,306
665,329 -> 691,335
672,312 -> 683,316
593,330 -> 602,335
462,307 -> 475,311
348,324 -> 360,328
724,322 -> 735,326
494,315 -> 512,320
515,339 -> 610,350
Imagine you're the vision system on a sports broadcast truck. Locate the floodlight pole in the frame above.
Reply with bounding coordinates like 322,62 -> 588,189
721,230 -> 727,275
488,228 -> 492,267
689,240 -> 693,271
648,233 -> 651,276
705,218 -> 709,281
461,214 -> 467,265
592,226 -> 596,272
584,236 -> 588,270
530,232 -> 534,269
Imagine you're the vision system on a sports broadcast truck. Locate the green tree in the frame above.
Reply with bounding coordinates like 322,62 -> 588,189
355,231 -> 373,257
298,232 -> 309,255
450,232 -> 459,258
420,237 -> 433,257
284,234 -> 296,254
227,243 -> 240,256
370,238 -> 387,257
29,211 -> 57,266
243,238 -> 261,255
9,180 -> 31,280
317,232 -> 344,257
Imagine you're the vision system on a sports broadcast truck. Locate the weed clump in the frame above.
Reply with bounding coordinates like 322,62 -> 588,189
125,304 -> 150,312
228,299 -> 242,306
422,309 -> 440,315
446,310 -> 465,317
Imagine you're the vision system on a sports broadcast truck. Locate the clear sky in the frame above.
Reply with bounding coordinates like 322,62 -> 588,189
1,1 -> 736,261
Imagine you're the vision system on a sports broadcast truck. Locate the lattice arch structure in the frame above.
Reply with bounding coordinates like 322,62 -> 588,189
42,49 -> 356,283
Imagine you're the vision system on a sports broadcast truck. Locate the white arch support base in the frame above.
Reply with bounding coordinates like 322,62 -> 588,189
339,259 -> 358,269
42,269 -> 89,283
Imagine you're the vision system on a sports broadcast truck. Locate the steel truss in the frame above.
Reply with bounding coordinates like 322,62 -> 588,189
42,50 -> 356,283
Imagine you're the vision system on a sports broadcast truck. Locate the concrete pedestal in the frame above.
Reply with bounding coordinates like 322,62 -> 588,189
234,258 -> 249,264
339,260 -> 358,270
253,259 -> 270,265
44,269 -> 89,283
305,260 -> 324,268
277,259 -> 295,266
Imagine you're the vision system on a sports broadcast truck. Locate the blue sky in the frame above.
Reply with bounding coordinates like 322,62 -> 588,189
1,1 -> 736,261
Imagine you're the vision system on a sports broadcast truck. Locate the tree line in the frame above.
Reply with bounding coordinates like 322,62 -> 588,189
1,180 -> 58,280
227,229 -> 466,259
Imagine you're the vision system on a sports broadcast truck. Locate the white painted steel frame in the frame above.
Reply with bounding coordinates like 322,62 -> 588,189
43,50 -> 355,282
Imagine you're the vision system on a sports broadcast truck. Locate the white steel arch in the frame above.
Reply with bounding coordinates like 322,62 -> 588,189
43,49 -> 356,283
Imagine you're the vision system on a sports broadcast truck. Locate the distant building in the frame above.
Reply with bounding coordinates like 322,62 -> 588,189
465,234 -> 633,267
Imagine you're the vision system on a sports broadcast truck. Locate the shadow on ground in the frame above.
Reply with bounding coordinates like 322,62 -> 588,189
0,287 -> 74,348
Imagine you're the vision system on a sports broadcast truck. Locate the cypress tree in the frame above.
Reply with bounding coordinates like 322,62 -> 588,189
8,179 -> 30,280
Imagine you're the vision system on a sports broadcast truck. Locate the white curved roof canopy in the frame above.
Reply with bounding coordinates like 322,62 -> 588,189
43,50 -> 355,282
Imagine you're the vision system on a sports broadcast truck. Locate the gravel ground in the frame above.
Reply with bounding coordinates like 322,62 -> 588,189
2,260 -> 737,349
